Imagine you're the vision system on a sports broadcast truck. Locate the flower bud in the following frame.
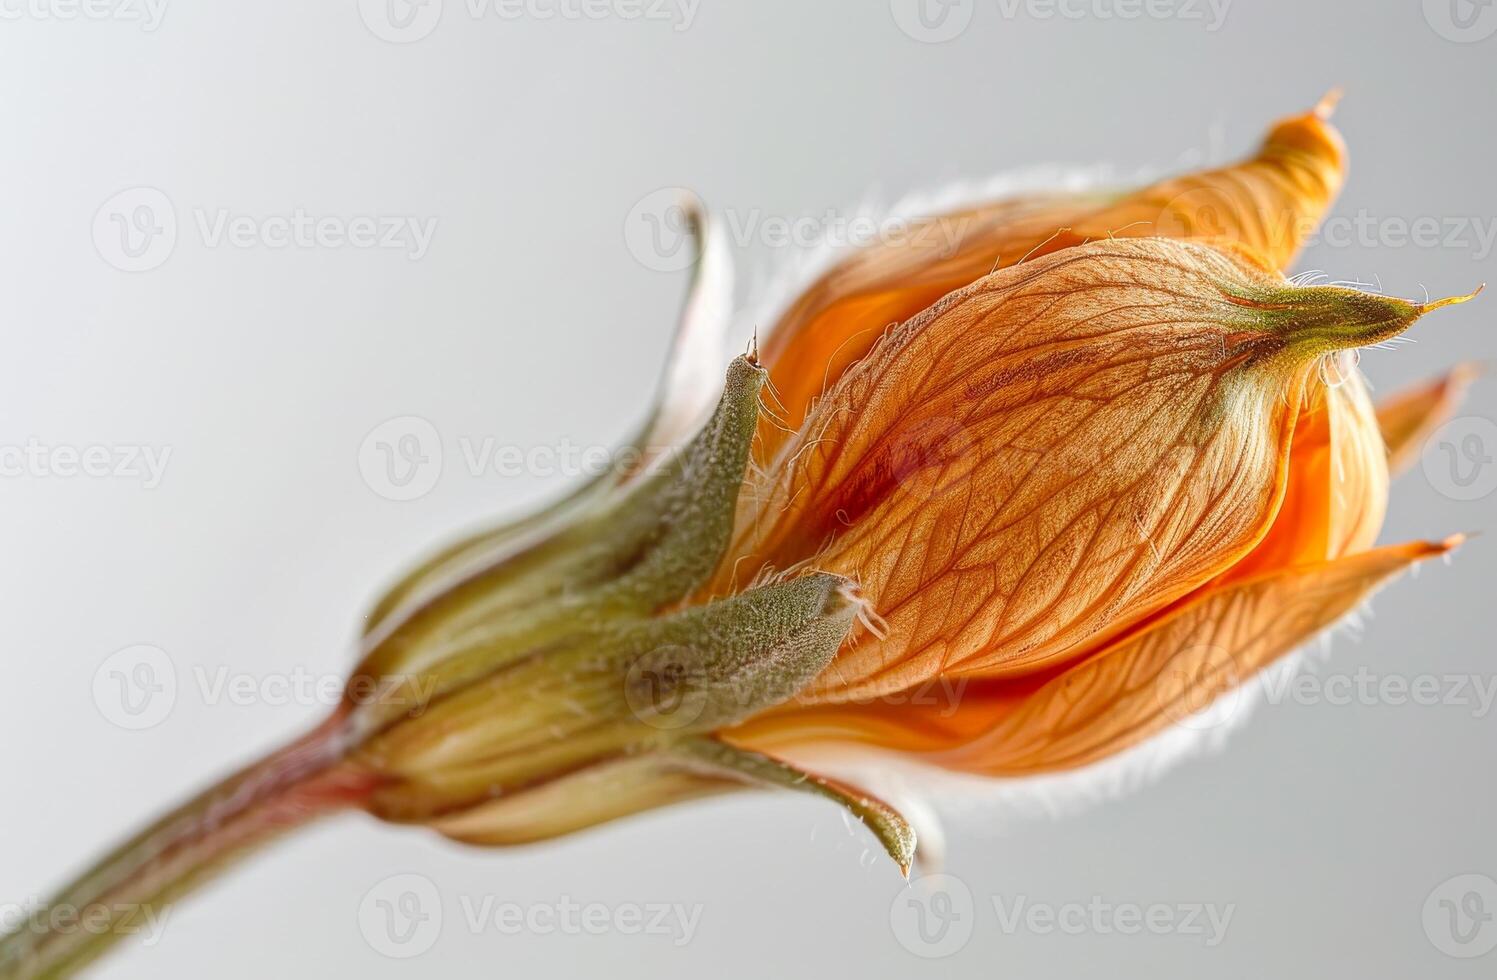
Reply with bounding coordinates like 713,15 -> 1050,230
757,96 -> 1348,458
713,238 -> 1472,706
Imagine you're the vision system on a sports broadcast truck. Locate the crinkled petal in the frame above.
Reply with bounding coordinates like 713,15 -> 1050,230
713,238 -> 1454,704
934,536 -> 1461,774
727,537 -> 1460,768
756,97 -> 1346,459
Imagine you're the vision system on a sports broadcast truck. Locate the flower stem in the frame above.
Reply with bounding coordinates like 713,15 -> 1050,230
0,717 -> 378,980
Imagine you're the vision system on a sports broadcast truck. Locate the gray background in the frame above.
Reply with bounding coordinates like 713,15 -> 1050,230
3,1 -> 1495,977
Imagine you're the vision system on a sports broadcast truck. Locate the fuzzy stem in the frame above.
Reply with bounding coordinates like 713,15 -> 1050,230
0,717 -> 377,980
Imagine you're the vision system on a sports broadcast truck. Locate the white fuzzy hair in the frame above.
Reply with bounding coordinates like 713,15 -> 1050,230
768,587 -> 1442,866
732,134 -> 1231,351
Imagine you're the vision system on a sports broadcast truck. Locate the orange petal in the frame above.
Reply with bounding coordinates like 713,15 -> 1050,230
757,97 -> 1347,459
714,239 -> 1461,705
1376,363 -> 1484,476
934,536 -> 1462,775
1223,355 -> 1389,579
727,536 -> 1461,767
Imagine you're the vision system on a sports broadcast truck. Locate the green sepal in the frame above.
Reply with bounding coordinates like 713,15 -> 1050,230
359,573 -> 862,820
348,354 -> 765,735
670,737 -> 917,878
417,731 -> 920,879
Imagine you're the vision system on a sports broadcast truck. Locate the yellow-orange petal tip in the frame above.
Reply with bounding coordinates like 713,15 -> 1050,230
1314,87 -> 1345,119
1420,284 -> 1484,314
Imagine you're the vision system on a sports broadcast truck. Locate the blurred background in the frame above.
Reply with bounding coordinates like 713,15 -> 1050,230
2,1 -> 1494,976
